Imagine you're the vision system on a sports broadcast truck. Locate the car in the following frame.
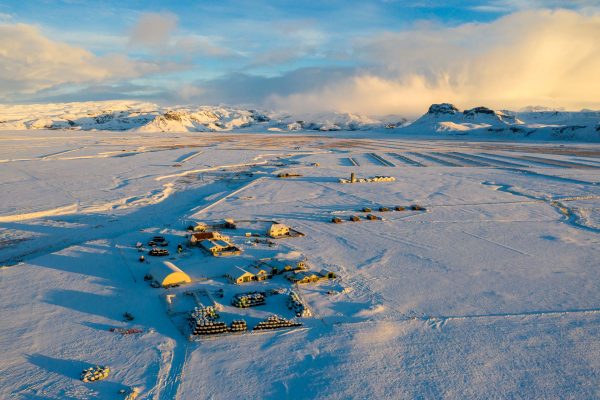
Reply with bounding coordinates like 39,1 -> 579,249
379,206 -> 390,212
395,206 -> 406,211
331,217 -> 343,223
149,248 -> 169,256
366,214 -> 378,220
361,207 -> 372,212
349,215 -> 361,222
411,204 -> 426,211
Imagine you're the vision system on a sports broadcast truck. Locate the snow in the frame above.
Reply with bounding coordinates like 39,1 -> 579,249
1,128 -> 600,399
404,103 -> 600,141
2,100 -> 598,142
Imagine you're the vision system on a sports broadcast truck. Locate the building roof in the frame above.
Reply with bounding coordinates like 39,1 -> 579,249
269,223 -> 289,232
200,238 -> 231,250
150,261 -> 191,286
190,231 -> 224,241
227,266 -> 255,279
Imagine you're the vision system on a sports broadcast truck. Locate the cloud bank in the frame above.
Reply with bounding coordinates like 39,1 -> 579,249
0,8 -> 599,115
0,23 -> 170,100
266,9 -> 600,116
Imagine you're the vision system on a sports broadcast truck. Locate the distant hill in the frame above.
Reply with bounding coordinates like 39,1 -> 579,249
0,101 -> 406,133
1,100 -> 598,141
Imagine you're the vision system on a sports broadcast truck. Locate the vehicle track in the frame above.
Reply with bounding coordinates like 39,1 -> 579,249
386,152 -> 424,166
408,152 -> 462,167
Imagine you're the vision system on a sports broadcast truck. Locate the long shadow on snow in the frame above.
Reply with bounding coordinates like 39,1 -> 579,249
0,178 -> 249,265
25,353 -> 129,398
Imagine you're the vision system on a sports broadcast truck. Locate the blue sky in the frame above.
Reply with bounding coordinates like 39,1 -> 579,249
0,1 -> 599,114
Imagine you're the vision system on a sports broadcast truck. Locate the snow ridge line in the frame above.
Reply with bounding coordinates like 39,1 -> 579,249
0,202 -> 78,222
189,177 -> 266,217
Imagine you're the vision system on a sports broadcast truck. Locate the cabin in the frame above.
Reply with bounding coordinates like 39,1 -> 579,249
226,267 -> 256,284
268,223 -> 290,238
149,261 -> 191,288
189,231 -> 227,246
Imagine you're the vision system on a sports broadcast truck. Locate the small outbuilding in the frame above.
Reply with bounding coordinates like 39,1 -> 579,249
150,261 -> 191,288
268,223 -> 290,238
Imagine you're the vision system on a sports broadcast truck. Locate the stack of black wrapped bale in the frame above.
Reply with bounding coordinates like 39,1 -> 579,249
228,320 -> 247,332
253,315 -> 302,331
189,306 -> 227,336
232,292 -> 266,308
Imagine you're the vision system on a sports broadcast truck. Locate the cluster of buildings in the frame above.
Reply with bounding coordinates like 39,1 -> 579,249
189,231 -> 242,257
142,217 -> 340,340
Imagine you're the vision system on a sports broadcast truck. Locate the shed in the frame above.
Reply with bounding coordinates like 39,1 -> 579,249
268,223 -> 290,238
150,261 -> 191,287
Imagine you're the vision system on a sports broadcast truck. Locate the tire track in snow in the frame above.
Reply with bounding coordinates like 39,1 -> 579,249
460,230 -> 531,256
423,307 -> 600,323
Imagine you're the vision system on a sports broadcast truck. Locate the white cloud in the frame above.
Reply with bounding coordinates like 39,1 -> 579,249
128,12 -> 234,58
0,23 -> 167,99
268,9 -> 600,116
128,12 -> 178,49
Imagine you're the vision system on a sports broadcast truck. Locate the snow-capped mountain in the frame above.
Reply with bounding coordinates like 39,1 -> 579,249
404,103 -> 600,141
0,101 -> 404,133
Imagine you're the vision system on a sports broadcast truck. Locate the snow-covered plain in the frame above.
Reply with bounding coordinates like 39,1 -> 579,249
1,128 -> 600,399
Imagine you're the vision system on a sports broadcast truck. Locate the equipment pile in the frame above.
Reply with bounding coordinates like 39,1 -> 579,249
232,292 -> 266,308
288,291 -> 312,317
80,366 -> 110,382
149,248 -> 169,256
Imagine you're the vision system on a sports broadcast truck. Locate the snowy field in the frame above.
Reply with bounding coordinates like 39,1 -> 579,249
1,130 -> 600,399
